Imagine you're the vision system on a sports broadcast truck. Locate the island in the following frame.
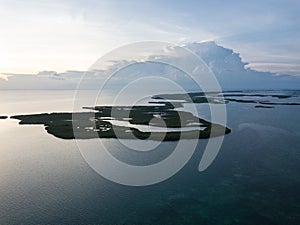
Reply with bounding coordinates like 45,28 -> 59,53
10,90 -> 300,140
11,102 -> 231,141
152,92 -> 300,107
0,116 -> 7,119
255,105 -> 274,109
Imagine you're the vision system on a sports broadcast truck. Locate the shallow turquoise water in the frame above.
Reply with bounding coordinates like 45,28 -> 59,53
0,90 -> 299,224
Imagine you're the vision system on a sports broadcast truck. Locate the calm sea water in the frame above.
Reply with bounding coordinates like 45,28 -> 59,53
0,90 -> 299,224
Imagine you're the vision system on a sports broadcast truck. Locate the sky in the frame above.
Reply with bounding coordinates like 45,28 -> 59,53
0,0 -> 299,75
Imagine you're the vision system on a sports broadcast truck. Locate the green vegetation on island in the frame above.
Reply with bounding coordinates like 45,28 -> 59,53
10,91 -> 300,141
11,103 -> 231,141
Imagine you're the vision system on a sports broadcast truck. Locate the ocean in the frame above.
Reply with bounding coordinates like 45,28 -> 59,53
0,90 -> 299,224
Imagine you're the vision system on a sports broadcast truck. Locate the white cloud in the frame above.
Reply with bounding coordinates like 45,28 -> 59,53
0,74 -> 11,81
1,42 -> 299,90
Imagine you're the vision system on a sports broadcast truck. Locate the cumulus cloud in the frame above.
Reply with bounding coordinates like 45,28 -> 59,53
1,42 -> 299,91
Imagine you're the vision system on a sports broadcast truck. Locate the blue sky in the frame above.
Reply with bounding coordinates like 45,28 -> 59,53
0,0 -> 299,75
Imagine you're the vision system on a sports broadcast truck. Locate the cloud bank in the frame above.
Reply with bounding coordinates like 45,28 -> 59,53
1,42 -> 299,91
